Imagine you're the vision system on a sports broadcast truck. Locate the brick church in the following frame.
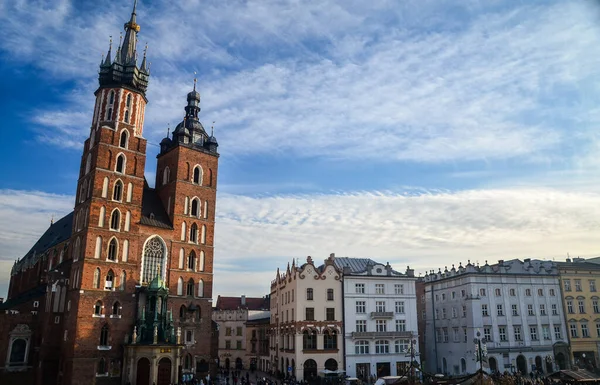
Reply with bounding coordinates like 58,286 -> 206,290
0,2 -> 219,384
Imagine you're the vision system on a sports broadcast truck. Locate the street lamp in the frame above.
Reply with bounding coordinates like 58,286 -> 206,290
404,338 -> 420,383
473,331 -> 488,373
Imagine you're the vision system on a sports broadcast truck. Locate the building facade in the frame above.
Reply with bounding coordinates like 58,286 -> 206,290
0,3 -> 219,385
270,255 -> 344,382
246,312 -> 271,372
212,296 -> 270,371
557,258 -> 600,373
423,259 -> 569,377
336,258 -> 419,380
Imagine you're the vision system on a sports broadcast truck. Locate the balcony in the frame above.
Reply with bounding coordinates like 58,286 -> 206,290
351,331 -> 413,339
370,311 -> 394,319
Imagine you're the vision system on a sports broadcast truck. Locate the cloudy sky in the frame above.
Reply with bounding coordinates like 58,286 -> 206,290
1,0 -> 600,299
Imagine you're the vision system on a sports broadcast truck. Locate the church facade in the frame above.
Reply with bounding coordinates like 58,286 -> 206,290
0,2 -> 219,385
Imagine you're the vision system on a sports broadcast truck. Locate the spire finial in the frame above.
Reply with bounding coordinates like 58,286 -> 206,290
167,123 -> 170,137
211,121 -> 215,136
50,215 -> 54,226
193,71 -> 197,91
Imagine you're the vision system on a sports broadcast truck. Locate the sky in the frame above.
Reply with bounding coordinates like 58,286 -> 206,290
1,0 -> 600,300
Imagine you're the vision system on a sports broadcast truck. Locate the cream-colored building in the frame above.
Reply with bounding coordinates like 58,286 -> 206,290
557,258 -> 600,372
270,254 -> 344,381
213,295 -> 270,371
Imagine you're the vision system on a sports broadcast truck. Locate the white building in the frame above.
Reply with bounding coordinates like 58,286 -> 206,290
270,255 -> 344,381
335,258 -> 419,380
423,259 -> 569,376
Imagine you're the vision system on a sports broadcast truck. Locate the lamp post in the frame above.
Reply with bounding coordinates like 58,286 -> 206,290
405,338 -> 420,383
473,331 -> 488,373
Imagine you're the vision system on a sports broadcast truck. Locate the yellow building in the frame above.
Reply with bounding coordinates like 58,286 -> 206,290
557,258 -> 600,373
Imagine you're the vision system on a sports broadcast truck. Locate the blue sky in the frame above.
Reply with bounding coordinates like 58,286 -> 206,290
2,0 -> 600,299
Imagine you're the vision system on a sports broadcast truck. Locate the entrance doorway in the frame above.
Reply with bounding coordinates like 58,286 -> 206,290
516,355 -> 527,375
157,357 -> 172,385
356,363 -> 370,381
556,353 -> 566,370
489,357 -> 497,373
376,362 -> 390,377
304,359 -> 317,381
136,358 -> 150,385
535,356 -> 542,373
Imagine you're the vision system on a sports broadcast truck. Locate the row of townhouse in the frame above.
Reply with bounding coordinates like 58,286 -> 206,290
419,257 -> 600,377
269,254 -> 420,382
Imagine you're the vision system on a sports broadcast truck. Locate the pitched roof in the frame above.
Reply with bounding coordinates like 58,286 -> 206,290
215,296 -> 270,311
13,212 -> 74,274
0,284 -> 46,310
333,257 -> 403,275
140,186 -> 172,229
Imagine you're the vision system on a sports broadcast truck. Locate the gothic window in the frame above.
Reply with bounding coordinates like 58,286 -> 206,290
187,279 -> 195,296
9,338 -> 27,365
115,154 -> 125,174
108,90 -> 115,105
208,169 -> 213,186
198,279 -> 204,297
105,270 -> 114,290
201,225 -> 206,244
188,251 -> 196,270
191,198 -> 199,217
190,223 -> 198,243
119,130 -> 129,148
95,236 -> 102,259
193,165 -> 202,184
177,277 -> 183,296
85,153 -> 92,174
110,209 -> 120,231
112,302 -> 121,316
181,222 -> 187,241
100,325 -> 109,346
184,197 -> 189,215
98,206 -> 105,227
124,211 -> 131,231
107,238 -> 118,261
204,200 -> 208,219
162,167 -> 170,185
113,180 -> 123,201
126,183 -> 133,202
73,237 -> 81,262
122,240 -> 129,262
178,248 -> 184,269
141,236 -> 166,284
126,94 -> 132,107
102,177 -> 109,198
97,358 -> 107,375
124,110 -> 130,123
107,107 -> 113,121
180,305 -> 186,319
199,251 -> 205,271
94,300 -> 103,315
120,270 -> 126,291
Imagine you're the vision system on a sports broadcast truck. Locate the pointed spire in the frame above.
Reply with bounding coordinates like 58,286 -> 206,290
120,0 -> 141,65
140,43 -> 148,72
114,33 -> 123,64
103,36 -> 113,66
193,72 -> 197,91
211,121 -> 215,136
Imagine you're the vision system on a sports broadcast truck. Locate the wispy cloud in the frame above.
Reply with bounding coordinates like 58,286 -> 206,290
3,1 -> 600,165
2,185 -> 599,299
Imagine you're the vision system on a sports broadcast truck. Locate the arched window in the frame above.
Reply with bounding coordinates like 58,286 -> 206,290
190,223 -> 198,243
204,200 -> 209,219
188,251 -> 196,270
208,169 -> 213,186
198,279 -> 204,297
94,300 -> 103,315
85,153 -> 92,174
177,277 -> 183,296
9,338 -> 27,364
107,238 -> 118,261
323,329 -> 337,350
98,206 -> 105,227
180,305 -> 186,319
179,248 -> 184,269
73,237 -> 81,262
113,180 -> 123,201
124,110 -> 130,123
122,240 -> 129,262
184,197 -> 189,215
102,177 -> 109,198
193,165 -> 202,184
108,90 -> 115,104
94,236 -> 102,259
141,236 -> 166,284
186,279 -> 195,296
106,105 -> 113,121
105,270 -> 114,290
199,251 -> 205,271
184,354 -> 192,370
181,222 -> 187,241
191,198 -> 199,217
115,154 -> 125,173
100,324 -> 109,346
201,225 -> 206,244
124,211 -> 131,231
110,209 -> 120,230
162,167 -> 170,185
97,357 -> 107,375
126,183 -> 133,202
120,270 -> 126,291
120,130 -> 128,148
303,330 -> 317,350
112,302 -> 121,316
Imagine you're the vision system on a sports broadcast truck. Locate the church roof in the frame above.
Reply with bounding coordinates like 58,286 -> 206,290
214,296 -> 270,311
12,212 -> 73,274
140,186 -> 172,229
333,257 -> 404,275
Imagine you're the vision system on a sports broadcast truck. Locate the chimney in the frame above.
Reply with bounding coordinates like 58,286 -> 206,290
566,258 -> 571,263
406,266 -> 414,277
241,295 -> 246,306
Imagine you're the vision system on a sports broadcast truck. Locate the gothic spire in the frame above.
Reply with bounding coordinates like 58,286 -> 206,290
120,0 -> 140,65
102,36 -> 113,67
140,43 -> 149,72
